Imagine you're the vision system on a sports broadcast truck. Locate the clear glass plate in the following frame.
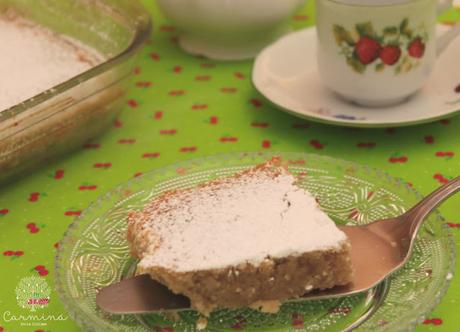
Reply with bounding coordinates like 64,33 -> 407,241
55,152 -> 455,332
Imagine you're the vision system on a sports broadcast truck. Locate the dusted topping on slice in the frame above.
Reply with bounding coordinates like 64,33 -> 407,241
129,162 -> 347,272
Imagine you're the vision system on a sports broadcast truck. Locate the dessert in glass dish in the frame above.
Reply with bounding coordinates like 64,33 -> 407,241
0,0 -> 150,183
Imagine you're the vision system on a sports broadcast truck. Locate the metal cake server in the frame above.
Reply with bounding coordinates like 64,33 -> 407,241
96,176 -> 460,314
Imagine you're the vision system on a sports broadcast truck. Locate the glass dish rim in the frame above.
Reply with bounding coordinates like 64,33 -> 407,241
54,151 -> 457,332
0,0 -> 152,122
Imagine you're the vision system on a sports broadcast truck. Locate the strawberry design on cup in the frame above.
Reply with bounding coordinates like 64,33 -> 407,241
355,36 -> 381,65
379,45 -> 401,65
333,18 -> 427,74
319,0 -> 460,107
408,37 -> 425,58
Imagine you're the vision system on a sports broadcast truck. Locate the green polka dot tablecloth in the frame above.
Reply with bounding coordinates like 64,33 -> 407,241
1,1 -> 460,331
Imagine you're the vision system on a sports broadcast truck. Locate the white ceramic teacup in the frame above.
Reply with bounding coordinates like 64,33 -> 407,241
156,0 -> 307,60
316,0 -> 460,107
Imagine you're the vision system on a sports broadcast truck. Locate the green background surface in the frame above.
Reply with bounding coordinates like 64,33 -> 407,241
1,1 -> 460,331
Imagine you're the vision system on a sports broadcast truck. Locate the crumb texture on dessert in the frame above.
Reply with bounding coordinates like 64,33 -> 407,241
0,12 -> 103,111
128,162 -> 348,272
127,161 -> 353,315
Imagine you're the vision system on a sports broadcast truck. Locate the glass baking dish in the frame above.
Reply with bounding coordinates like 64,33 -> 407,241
0,0 -> 151,183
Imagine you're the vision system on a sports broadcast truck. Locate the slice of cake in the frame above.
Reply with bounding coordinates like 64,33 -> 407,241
127,159 -> 353,315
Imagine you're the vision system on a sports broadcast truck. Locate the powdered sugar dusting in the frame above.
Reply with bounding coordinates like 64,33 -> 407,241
135,166 -> 347,272
0,13 -> 103,111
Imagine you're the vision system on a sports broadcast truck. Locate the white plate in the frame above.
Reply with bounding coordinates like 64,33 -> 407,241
252,26 -> 460,127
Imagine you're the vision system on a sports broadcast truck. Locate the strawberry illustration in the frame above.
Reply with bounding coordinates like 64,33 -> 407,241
440,119 -> 450,125
292,123 -> 310,129
150,52 -> 160,61
195,75 -> 211,81
173,65 -> 182,74
355,37 -> 381,64
34,265 -> 49,277
379,45 -> 401,65
310,139 -> 325,150
408,38 -> 425,58
220,87 -> 237,93
54,169 -> 65,179
64,210 -> 81,216
210,116 -> 218,124
79,185 -> 97,191
389,156 -> 408,163
336,19 -> 426,74
127,99 -> 139,108
4,250 -> 23,259
231,322 -> 243,330
179,146 -> 197,153
114,119 -> 123,128
231,315 -> 246,330
234,71 -> 245,80
192,104 -> 208,110
262,140 -> 271,149
423,318 -> 442,325
159,129 -> 177,135
435,151 -> 454,158
386,128 -> 396,134
250,99 -> 263,108
28,192 -> 41,202
292,313 -> 304,328
118,138 -> 136,144
357,142 -> 376,148
27,222 -> 41,234
168,90 -> 186,96
142,152 -> 160,158
220,136 -> 238,143
83,143 -> 100,149
135,81 -> 152,88
434,173 -> 449,184
154,111 -> 163,120
388,152 -> 408,163
424,135 -> 434,144
94,162 -> 112,169
251,122 -> 269,128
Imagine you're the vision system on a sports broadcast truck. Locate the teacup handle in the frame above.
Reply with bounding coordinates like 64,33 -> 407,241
437,0 -> 460,55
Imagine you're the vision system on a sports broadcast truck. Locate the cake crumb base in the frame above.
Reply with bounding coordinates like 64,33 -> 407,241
138,242 -> 353,316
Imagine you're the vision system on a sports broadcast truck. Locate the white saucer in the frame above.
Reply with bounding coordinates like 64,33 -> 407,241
252,26 -> 460,127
